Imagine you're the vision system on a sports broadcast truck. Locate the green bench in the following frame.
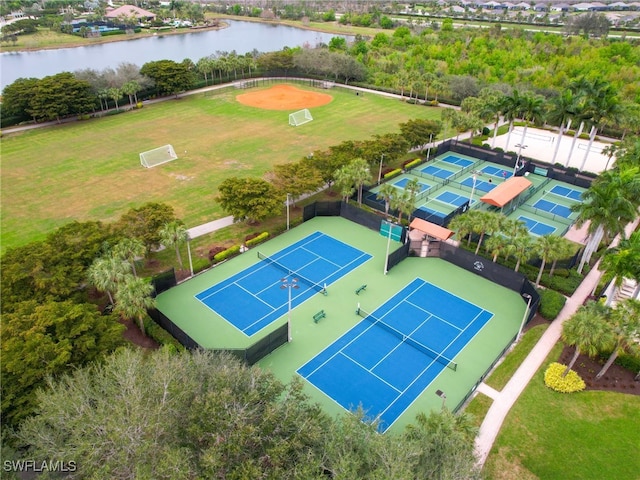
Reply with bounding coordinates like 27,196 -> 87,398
355,285 -> 367,295
313,310 -> 326,323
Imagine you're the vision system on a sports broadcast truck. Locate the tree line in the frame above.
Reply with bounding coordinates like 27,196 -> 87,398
3,23 -> 640,134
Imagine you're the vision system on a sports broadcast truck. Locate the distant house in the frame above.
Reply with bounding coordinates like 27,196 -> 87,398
105,5 -> 156,21
609,1 -> 630,9
550,3 -> 570,12
572,2 -> 596,11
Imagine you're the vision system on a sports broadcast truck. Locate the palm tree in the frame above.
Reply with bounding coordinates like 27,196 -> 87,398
113,237 -> 146,278
547,89 -> 578,165
114,275 -> 156,336
471,211 -> 502,255
448,213 -> 475,247
391,188 -> 415,224
485,233 -> 508,262
477,89 -> 505,148
563,77 -> 594,167
350,158 -> 371,206
159,221 -> 189,270
107,87 -> 121,110
499,89 -> 524,152
121,80 -> 140,106
573,169 -> 640,273
579,81 -> 620,171
561,301 -> 613,377
595,299 -> 640,380
87,254 -> 131,305
515,92 -> 545,163
334,165 -> 355,203
376,183 -> 398,219
600,230 -> 640,304
534,234 -> 577,287
511,234 -> 534,272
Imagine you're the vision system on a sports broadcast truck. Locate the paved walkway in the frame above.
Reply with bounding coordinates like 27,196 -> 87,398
187,215 -> 234,239
474,217 -> 640,467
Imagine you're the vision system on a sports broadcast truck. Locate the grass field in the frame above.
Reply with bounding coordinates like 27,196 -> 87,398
485,342 -> 640,480
1,83 -> 440,252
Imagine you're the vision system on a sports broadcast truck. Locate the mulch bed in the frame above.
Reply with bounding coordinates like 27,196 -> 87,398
119,319 -> 160,350
525,315 -> 638,395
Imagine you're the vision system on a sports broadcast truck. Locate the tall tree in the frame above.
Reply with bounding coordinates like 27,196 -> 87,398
217,177 -> 282,223
599,230 -> 640,304
573,168 -> 640,272
579,80 -> 620,171
114,275 -> 155,336
595,299 -> 640,380
117,202 -> 177,254
515,91 -> 545,164
547,89 -> 578,166
140,59 -> 193,97
1,300 -> 124,426
377,183 -> 398,219
159,221 -> 188,270
499,89 -> 525,152
113,237 -> 146,278
561,301 -> 613,377
87,253 -> 131,305
534,234 -> 577,287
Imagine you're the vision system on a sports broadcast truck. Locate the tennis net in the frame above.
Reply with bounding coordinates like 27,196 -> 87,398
356,307 -> 457,371
257,251 -> 327,295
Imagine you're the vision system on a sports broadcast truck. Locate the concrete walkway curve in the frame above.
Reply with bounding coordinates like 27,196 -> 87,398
474,218 -> 640,467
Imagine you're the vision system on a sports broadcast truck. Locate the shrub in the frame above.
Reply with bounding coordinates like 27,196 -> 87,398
246,231 -> 269,247
213,245 -> 240,263
482,126 -> 491,136
192,256 -> 210,274
403,158 -> 422,169
538,288 -> 566,320
544,362 -> 585,393
383,168 -> 402,179
143,316 -> 185,351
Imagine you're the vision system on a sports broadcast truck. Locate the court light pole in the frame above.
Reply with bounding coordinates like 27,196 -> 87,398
377,154 -> 385,184
286,193 -> 291,231
186,233 -> 194,277
281,277 -> 299,342
426,133 -> 434,160
384,221 -> 393,275
469,170 -> 481,204
517,293 -> 533,343
436,389 -> 447,410
514,144 -> 527,174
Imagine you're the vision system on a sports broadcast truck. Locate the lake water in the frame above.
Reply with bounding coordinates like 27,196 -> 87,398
0,20 -> 349,90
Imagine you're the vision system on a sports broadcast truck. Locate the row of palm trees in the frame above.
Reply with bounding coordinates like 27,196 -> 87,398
448,210 -> 577,286
457,77 -> 623,172
87,221 -> 190,335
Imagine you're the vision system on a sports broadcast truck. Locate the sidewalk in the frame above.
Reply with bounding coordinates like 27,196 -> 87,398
474,217 -> 640,467
187,215 -> 234,239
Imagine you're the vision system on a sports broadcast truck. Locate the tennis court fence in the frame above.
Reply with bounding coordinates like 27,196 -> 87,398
356,307 -> 458,371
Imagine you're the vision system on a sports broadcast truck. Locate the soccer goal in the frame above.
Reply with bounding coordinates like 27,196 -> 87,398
140,144 -> 178,168
289,109 -> 313,127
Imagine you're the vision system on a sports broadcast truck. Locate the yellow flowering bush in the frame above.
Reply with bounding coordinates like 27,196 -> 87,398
383,168 -> 402,179
544,362 -> 586,393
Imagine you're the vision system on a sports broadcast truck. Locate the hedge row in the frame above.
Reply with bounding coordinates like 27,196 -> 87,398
383,168 -> 402,179
246,232 -> 269,247
213,245 -> 240,263
403,158 -> 422,169
143,316 -> 185,352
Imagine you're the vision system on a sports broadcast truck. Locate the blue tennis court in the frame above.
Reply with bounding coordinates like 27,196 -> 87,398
440,155 -> 475,168
533,198 -> 573,218
549,185 -> 583,201
481,165 -> 512,179
460,176 -> 496,192
421,165 -> 455,179
435,191 -> 470,207
196,232 -> 371,336
298,278 -> 493,432
518,216 -> 556,236
394,177 -> 431,193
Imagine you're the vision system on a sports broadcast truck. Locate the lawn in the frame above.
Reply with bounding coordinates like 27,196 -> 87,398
484,342 -> 640,480
1,84 -> 440,252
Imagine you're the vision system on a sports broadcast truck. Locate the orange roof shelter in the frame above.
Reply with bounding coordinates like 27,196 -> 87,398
409,218 -> 455,241
480,176 -> 532,208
